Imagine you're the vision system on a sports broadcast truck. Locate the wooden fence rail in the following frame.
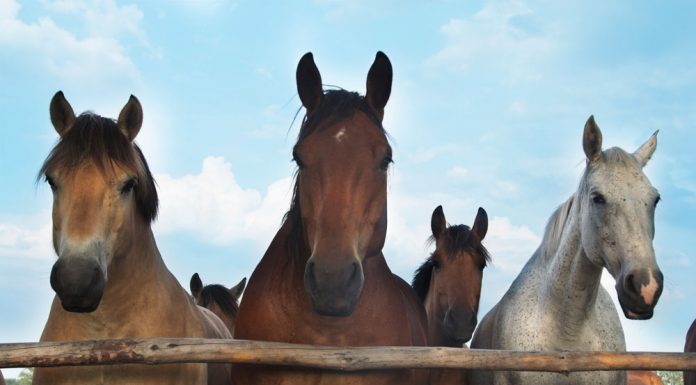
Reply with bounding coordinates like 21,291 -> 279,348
0,338 -> 694,373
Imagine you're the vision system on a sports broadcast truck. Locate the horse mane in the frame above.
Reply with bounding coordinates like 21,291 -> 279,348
411,224 -> 491,303
197,284 -> 240,319
38,112 -> 158,222
283,89 -> 386,259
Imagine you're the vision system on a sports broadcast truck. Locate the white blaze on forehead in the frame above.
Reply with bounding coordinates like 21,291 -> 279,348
640,271 -> 659,305
334,127 -> 347,142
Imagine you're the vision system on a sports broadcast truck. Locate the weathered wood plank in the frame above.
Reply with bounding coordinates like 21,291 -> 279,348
0,338 -> 694,372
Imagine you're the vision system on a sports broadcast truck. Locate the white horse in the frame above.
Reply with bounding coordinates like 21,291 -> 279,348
469,116 -> 663,385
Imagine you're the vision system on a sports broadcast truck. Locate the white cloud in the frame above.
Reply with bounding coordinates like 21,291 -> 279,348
447,166 -> 469,178
153,157 -> 293,247
0,0 -> 143,84
485,216 -> 540,272
0,221 -> 53,261
429,0 -> 557,81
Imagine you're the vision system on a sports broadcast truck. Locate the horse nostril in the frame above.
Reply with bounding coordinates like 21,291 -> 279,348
624,273 -> 639,296
349,262 -> 359,281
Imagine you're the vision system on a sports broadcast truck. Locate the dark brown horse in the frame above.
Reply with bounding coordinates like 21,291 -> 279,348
232,52 -> 428,385
412,206 -> 489,385
190,273 -> 246,334
686,318 -> 696,385
34,92 -> 232,385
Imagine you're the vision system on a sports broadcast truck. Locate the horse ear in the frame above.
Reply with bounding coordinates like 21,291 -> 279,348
190,273 -> 203,298
583,115 -> 603,163
50,91 -> 76,137
431,205 -> 447,240
117,95 -> 143,142
296,52 -> 323,114
472,207 -> 488,241
633,130 -> 658,168
366,51 -> 392,120
229,277 -> 247,300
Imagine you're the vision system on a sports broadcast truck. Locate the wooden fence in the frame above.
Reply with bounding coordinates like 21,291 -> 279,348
0,338 -> 694,373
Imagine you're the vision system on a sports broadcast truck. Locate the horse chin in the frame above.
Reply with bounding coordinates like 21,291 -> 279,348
61,301 -> 100,313
310,297 -> 359,317
59,296 -> 102,313
618,299 -> 654,320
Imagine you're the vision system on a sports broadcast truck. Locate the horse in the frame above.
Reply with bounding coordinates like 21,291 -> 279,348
0,370 -> 5,385
33,92 -> 232,385
685,318 -> 696,385
231,52 -> 428,385
412,205 -> 489,385
469,116 -> 663,385
190,273 -> 246,334
627,371 -> 664,385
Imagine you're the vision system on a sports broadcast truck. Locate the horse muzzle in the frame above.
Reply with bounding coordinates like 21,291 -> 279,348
443,307 -> 477,345
50,257 -> 105,313
615,268 -> 663,320
304,257 -> 364,317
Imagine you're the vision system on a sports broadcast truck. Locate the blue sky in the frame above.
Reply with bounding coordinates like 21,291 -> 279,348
1,0 -> 695,378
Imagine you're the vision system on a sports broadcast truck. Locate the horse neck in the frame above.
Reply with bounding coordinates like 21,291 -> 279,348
540,199 -> 604,337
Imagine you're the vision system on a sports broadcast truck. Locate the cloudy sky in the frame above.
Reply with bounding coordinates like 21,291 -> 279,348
1,0 -> 695,378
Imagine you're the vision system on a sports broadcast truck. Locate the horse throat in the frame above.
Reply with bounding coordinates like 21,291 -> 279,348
541,205 -> 604,339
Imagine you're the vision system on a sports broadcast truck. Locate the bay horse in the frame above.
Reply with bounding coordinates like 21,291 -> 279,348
34,92 -> 232,385
686,318 -> 696,385
412,205 -> 489,385
190,273 -> 246,334
232,52 -> 428,385
469,116 -> 663,385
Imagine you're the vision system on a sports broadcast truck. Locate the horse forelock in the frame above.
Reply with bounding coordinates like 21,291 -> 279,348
283,89 -> 389,260
198,284 -> 239,319
38,112 -> 159,222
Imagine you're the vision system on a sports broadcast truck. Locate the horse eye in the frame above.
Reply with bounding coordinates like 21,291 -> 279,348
121,178 -> 137,195
292,150 -> 305,169
45,176 -> 56,190
379,155 -> 393,171
591,193 -> 606,205
45,176 -> 57,192
654,195 -> 661,207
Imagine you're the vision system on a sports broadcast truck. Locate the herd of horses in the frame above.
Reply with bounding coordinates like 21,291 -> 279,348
0,52 -> 693,384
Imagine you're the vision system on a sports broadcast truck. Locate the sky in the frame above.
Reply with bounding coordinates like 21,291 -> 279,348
1,0 -> 695,378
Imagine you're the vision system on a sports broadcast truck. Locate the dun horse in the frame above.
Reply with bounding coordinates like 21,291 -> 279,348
232,52 -> 428,385
412,206 -> 489,385
686,318 -> 696,385
190,273 -> 246,334
34,92 -> 232,385
469,116 -> 663,385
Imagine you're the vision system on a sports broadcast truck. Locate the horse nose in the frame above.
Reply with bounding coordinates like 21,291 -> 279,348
304,257 -> 364,317
622,269 -> 663,306
444,307 -> 477,343
50,258 -> 105,313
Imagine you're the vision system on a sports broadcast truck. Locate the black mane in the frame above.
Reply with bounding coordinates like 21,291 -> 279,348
283,89 -> 387,259
38,112 -> 158,222
411,225 -> 491,303
198,284 -> 240,319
